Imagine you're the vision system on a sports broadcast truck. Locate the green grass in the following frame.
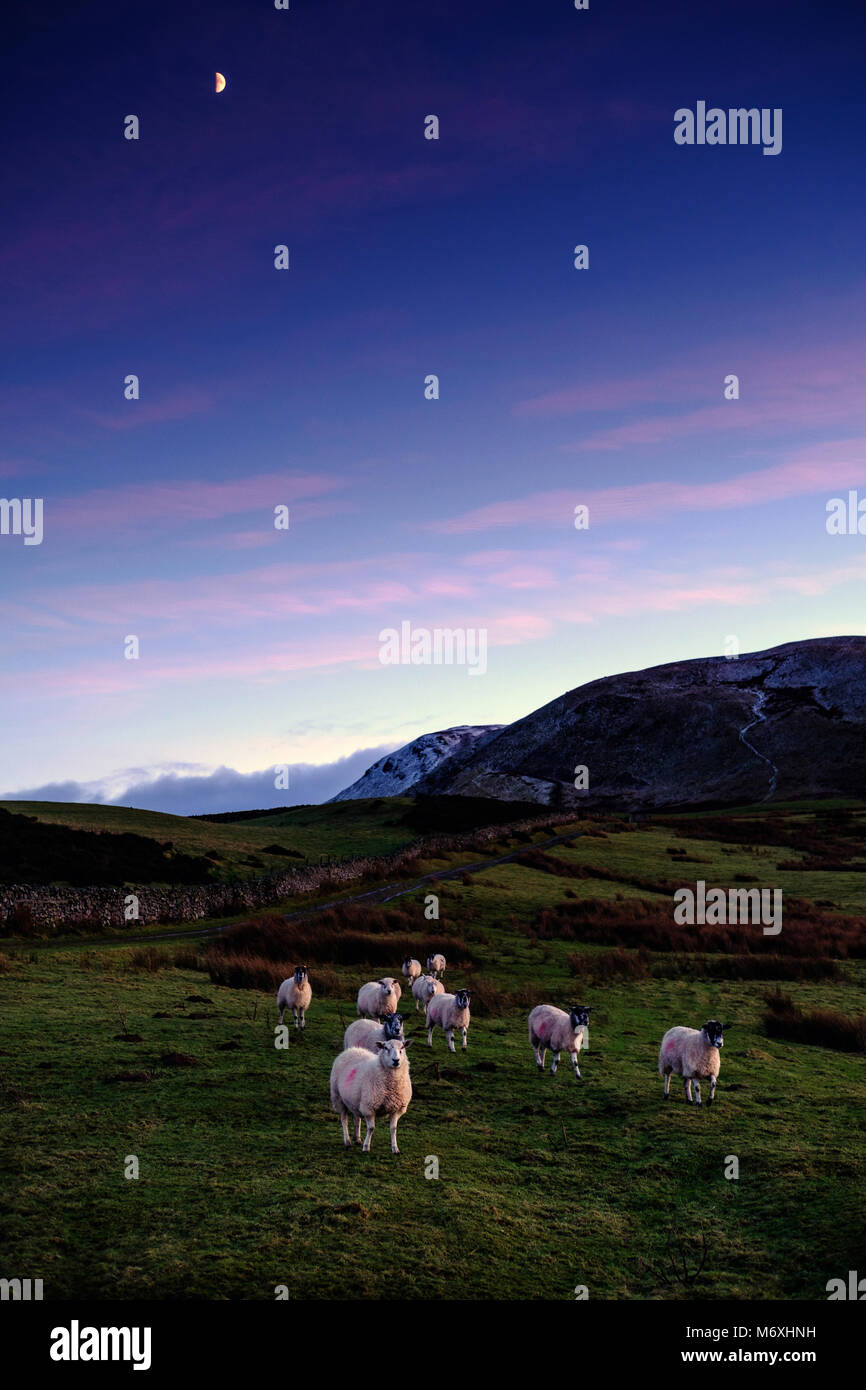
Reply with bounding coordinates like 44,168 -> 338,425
0,798 -> 420,881
2,802 -> 865,1300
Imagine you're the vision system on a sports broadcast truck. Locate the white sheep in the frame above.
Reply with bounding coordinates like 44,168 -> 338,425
659,1019 -> 728,1106
528,1004 -> 591,1079
426,988 -> 472,1052
276,966 -> 312,1029
383,975 -> 403,1002
411,973 -> 444,1012
329,1039 -> 413,1153
343,1013 -> 405,1053
357,978 -> 400,1019
426,953 -> 446,979
402,957 -> 422,984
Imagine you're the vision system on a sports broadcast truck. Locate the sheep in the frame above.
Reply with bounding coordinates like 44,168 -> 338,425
426,953 -> 446,979
528,1004 -> 591,1079
357,978 -> 400,1019
659,1020 -> 728,1106
343,1012 -> 405,1053
276,966 -> 312,1029
411,973 -> 444,1012
402,957 -> 422,985
426,989 -> 471,1052
329,1038 -> 413,1153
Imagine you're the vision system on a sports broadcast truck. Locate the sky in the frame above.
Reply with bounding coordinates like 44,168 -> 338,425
2,0 -> 865,815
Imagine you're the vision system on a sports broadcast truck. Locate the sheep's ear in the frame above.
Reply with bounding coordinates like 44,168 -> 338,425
722,1022 -> 732,1029
375,1041 -> 385,1049
403,1039 -> 413,1049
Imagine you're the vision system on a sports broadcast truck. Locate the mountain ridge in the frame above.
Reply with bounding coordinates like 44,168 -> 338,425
333,637 -> 866,810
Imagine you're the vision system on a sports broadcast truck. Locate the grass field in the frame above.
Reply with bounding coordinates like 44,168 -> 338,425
1,801 -> 865,1300
0,798 -> 421,882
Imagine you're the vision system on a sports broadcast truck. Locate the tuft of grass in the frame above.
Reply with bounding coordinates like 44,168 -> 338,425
763,990 -> 866,1051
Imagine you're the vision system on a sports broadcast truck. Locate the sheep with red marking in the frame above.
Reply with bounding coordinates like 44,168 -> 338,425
528,1004 -> 591,1079
329,1038 -> 413,1153
658,1020 -> 728,1106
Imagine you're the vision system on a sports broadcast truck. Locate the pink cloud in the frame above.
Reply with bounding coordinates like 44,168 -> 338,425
47,472 -> 345,536
427,443 -> 866,534
81,387 -> 215,431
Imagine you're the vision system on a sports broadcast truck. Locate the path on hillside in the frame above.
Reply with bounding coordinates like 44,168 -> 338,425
22,826 -> 586,951
737,690 -> 780,801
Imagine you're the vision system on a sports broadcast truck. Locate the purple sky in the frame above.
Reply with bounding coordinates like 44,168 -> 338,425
2,0 -> 865,814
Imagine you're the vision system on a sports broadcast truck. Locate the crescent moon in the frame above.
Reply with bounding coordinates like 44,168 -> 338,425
215,72 -> 226,93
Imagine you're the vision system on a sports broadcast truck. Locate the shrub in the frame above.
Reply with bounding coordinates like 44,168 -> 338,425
763,990 -> 866,1051
127,946 -> 165,973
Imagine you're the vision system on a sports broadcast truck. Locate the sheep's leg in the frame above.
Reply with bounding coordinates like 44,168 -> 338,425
684,1078 -> 693,1103
389,1113 -> 401,1155
707,1075 -> 717,1106
536,1044 -> 547,1071
300,1008 -> 306,1031
353,1115 -> 362,1144
362,1114 -> 375,1152
278,1006 -> 285,1025
570,1050 -> 581,1080
427,1025 -> 434,1047
293,1007 -> 300,1030
446,1027 -> 456,1054
663,1070 -> 671,1098
693,1078 -> 702,1107
461,1027 -> 467,1051
550,1049 -> 560,1075
339,1111 -> 350,1147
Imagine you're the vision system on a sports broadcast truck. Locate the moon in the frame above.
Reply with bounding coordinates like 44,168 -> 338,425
215,72 -> 226,93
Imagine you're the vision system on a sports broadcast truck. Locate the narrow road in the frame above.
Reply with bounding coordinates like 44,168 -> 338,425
20,825 -> 585,951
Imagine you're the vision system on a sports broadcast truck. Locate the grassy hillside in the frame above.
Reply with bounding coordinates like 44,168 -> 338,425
0,798 -> 422,882
1,802 -> 864,1300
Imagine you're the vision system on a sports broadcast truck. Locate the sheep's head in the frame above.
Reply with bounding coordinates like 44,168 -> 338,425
702,1020 -> 726,1048
382,1012 -> 404,1040
379,979 -> 394,995
569,1005 -> 591,1030
294,966 -> 308,985
454,989 -> 471,1009
376,1038 -> 411,1069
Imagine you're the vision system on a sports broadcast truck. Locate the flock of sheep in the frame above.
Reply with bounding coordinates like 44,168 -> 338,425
275,959 -> 729,1154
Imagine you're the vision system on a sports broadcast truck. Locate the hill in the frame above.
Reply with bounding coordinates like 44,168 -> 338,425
415,636 -> 866,810
329,725 -> 503,801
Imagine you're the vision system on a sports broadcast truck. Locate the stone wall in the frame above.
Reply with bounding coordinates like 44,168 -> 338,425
0,811 -> 579,933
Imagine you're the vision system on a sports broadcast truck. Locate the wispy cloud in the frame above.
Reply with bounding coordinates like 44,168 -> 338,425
81,387 -> 215,431
426,443 -> 866,534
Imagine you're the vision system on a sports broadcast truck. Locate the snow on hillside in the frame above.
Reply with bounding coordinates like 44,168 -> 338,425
329,725 -> 504,801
